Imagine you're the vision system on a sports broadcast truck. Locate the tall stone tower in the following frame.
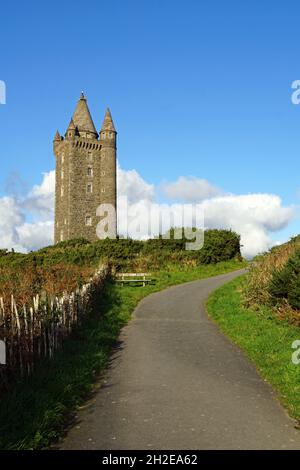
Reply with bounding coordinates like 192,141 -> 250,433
53,93 -> 117,243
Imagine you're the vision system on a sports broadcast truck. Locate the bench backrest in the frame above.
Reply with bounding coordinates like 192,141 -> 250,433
116,273 -> 152,278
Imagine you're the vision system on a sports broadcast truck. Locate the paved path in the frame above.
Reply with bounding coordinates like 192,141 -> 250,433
61,269 -> 300,450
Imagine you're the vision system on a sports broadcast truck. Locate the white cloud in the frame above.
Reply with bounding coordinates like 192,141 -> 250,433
0,172 -> 54,253
117,163 -> 154,204
16,221 -> 54,252
0,196 -> 26,252
199,194 -> 294,258
0,165 -> 295,258
118,174 -> 294,258
23,171 -> 55,219
162,176 -> 223,202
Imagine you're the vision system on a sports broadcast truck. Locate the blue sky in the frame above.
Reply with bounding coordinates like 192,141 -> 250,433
0,0 -> 300,254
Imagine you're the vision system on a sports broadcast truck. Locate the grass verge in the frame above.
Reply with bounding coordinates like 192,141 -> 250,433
206,275 -> 300,422
0,259 -> 245,449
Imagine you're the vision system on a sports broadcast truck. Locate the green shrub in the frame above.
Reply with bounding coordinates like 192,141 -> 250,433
0,229 -> 242,272
268,249 -> 300,310
197,229 -> 241,264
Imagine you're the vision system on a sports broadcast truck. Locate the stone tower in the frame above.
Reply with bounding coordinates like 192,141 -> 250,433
53,93 -> 117,243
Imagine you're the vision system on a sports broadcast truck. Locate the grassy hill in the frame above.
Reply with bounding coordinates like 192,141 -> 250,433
0,229 -> 242,306
0,229 -> 246,449
0,228 -> 242,270
244,235 -> 300,321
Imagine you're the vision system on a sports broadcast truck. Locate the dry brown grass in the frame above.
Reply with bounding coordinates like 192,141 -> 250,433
274,301 -> 300,325
130,252 -> 198,272
243,236 -> 300,308
40,264 -> 94,296
0,263 -> 94,309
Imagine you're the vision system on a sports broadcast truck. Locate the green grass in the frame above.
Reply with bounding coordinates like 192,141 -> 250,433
0,259 -> 245,450
207,275 -> 300,422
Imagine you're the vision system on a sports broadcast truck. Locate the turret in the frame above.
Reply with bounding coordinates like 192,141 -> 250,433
53,130 -> 61,142
65,118 -> 76,139
53,130 -> 62,154
100,108 -> 117,147
99,107 -> 117,237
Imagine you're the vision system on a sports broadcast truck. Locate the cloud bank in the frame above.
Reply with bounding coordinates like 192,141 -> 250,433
0,167 -> 295,258
162,176 -> 223,202
0,171 -> 55,253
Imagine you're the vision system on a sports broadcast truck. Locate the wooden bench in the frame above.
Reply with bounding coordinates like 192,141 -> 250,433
115,273 -> 153,287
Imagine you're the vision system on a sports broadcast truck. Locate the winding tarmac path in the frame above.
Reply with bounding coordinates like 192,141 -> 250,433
61,269 -> 300,450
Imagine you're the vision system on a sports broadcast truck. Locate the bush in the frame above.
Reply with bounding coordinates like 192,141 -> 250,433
0,229 -> 242,274
197,229 -> 241,264
243,235 -> 300,308
268,249 -> 300,310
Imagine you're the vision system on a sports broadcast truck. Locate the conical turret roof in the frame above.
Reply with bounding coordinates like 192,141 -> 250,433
71,93 -> 98,135
54,130 -> 61,141
101,108 -> 116,132
67,118 -> 76,130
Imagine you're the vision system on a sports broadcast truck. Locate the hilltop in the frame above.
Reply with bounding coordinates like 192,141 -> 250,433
0,229 -> 242,272
244,235 -> 300,319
